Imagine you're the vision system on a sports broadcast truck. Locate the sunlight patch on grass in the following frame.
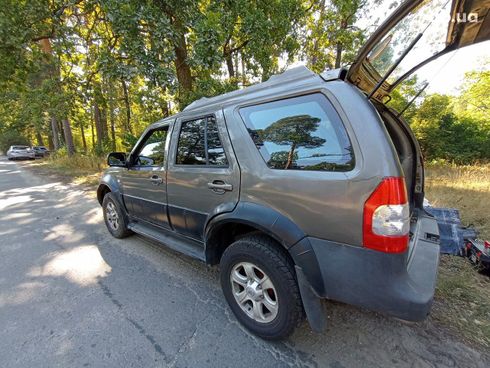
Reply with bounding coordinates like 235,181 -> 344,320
425,162 -> 490,239
27,154 -> 105,190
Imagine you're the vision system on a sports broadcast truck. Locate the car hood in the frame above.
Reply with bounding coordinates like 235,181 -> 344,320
347,0 -> 490,102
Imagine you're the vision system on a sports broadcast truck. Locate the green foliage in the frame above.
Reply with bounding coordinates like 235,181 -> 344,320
121,132 -> 139,151
0,130 -> 31,153
301,0 -> 374,72
409,90 -> 490,164
0,0 -> 487,165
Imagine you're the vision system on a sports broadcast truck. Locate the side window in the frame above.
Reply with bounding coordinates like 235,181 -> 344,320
206,118 -> 228,166
176,116 -> 228,166
239,93 -> 354,172
134,127 -> 168,167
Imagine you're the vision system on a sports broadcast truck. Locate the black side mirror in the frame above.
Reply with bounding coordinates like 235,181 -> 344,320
107,152 -> 127,167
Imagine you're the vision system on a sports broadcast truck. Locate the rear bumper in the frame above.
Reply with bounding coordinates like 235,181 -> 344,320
7,152 -> 35,159
295,212 -> 440,321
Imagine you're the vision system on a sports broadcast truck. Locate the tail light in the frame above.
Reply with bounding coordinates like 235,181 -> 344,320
363,177 -> 409,253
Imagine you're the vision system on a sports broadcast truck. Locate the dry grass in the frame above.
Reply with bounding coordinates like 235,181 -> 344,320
432,255 -> 490,347
425,162 -> 490,238
426,162 -> 490,347
26,154 -> 105,189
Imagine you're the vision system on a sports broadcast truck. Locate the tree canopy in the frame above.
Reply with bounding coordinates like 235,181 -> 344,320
0,0 -> 488,163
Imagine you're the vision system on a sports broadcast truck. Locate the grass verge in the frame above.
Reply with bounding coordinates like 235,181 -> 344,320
426,162 -> 490,348
425,162 -> 490,239
24,154 -> 105,189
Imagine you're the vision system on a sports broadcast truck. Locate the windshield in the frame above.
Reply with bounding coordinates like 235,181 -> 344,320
12,146 -> 29,150
366,0 -> 452,84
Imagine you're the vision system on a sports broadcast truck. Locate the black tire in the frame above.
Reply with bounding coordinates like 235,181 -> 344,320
102,192 -> 133,238
220,234 -> 304,340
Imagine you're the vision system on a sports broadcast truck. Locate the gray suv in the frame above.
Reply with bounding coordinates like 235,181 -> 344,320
97,0 -> 487,339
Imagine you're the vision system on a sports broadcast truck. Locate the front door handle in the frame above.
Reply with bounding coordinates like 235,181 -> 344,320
150,175 -> 163,185
207,180 -> 233,193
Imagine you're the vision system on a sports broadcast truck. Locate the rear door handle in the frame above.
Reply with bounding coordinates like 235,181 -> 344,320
150,175 -> 163,185
207,180 -> 233,193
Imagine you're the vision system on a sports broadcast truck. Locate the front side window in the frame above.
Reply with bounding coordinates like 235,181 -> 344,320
134,127 -> 168,167
239,93 -> 354,171
176,116 -> 228,166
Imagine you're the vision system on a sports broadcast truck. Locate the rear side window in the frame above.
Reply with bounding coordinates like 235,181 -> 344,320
176,116 -> 228,166
239,93 -> 354,171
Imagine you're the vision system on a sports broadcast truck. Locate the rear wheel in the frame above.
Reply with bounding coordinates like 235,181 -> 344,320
220,234 -> 303,340
102,192 -> 132,238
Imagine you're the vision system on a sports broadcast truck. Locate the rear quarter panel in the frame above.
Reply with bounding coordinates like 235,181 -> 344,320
224,80 -> 403,246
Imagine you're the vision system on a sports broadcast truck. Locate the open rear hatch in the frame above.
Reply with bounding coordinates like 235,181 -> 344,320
346,0 -> 489,211
347,0 -> 490,102
345,0 -> 488,256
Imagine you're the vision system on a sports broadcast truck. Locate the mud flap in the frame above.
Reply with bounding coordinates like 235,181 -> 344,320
295,265 -> 327,332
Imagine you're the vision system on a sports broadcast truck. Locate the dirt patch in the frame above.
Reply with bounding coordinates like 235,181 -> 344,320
432,255 -> 490,348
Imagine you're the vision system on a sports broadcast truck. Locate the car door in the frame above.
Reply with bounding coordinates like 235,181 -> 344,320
166,110 -> 240,240
121,122 -> 172,228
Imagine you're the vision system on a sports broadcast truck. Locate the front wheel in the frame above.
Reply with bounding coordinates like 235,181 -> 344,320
102,192 -> 133,239
220,234 -> 304,340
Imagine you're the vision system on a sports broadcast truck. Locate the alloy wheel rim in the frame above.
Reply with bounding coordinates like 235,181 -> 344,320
106,201 -> 119,231
230,262 -> 278,323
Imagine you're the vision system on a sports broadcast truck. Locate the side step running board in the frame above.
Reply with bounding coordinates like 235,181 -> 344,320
128,221 -> 206,262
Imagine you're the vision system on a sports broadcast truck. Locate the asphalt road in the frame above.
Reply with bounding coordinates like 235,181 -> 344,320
0,156 -> 488,368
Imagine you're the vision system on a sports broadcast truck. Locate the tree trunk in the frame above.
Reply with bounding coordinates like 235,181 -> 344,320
47,135 -> 54,151
121,79 -> 132,134
225,52 -> 235,79
79,121 -> 87,153
90,117 -> 95,150
101,107 -> 108,142
335,43 -> 343,69
241,51 -> 247,86
285,142 -> 296,170
62,119 -> 75,155
40,39 -> 60,151
39,38 -> 74,154
93,100 -> 104,151
35,130 -> 44,146
173,25 -> 193,92
108,95 -> 117,151
58,119 -> 65,145
234,52 -> 239,79
50,116 -> 60,150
